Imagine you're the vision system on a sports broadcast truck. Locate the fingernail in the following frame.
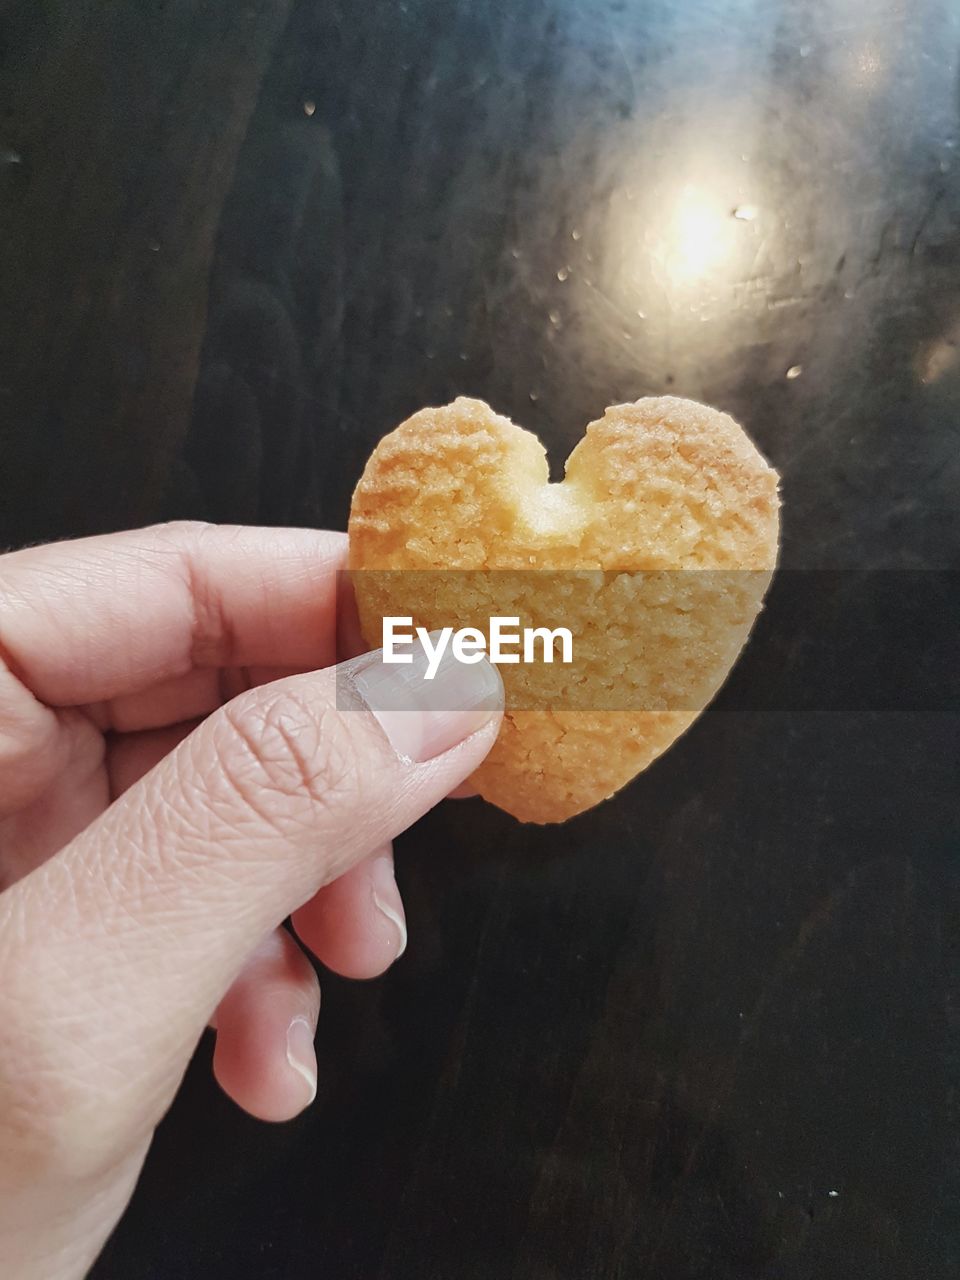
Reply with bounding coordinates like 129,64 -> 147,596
371,854 -> 407,959
353,640 -> 502,762
285,1017 -> 317,1105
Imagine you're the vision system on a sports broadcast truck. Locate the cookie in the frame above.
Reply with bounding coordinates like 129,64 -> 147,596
348,396 -> 780,823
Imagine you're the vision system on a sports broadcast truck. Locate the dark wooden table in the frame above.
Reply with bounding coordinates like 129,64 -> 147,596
2,2 -> 958,1277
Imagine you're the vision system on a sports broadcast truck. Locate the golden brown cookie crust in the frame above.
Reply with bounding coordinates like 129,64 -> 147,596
349,397 -> 780,823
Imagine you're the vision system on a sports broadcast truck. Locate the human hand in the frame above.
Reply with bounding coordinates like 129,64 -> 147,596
0,522 -> 502,1279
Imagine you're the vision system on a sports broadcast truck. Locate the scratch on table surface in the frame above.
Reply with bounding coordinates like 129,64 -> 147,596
606,17 -> 640,113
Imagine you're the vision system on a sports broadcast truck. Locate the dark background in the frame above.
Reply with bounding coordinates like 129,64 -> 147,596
2,1 -> 958,1277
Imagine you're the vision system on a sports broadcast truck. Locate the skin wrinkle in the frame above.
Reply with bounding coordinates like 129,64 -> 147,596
218,692 -> 361,825
180,524 -> 241,671
70,758 -> 271,960
214,703 -> 325,836
140,753 -> 298,921
118,536 -> 198,681
85,837 -> 204,980
176,521 -> 340,674
265,701 -> 334,801
104,693 -> 368,925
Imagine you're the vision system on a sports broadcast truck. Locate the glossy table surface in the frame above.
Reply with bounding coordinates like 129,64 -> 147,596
1,1 -> 958,1277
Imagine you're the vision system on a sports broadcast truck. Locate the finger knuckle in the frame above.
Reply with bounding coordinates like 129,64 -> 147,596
212,689 -> 360,830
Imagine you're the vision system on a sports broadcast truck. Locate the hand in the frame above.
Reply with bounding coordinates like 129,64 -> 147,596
0,522 -> 503,1279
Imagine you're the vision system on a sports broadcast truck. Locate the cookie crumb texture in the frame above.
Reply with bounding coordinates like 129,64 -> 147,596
349,397 -> 780,823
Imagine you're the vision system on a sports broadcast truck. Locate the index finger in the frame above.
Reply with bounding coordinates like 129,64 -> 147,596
0,522 -> 347,706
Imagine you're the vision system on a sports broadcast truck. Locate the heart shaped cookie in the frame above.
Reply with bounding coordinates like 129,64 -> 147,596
348,397 -> 779,823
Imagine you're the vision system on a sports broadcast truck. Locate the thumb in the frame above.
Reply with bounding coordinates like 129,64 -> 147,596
0,644 -> 502,1174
